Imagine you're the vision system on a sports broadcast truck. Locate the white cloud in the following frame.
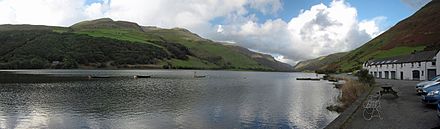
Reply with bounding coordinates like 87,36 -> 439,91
249,0 -> 283,15
210,0 -> 384,65
216,25 -> 224,33
274,55 -> 296,65
359,16 -> 386,37
288,0 -> 383,58
100,0 -> 251,32
0,0 -> 86,26
84,0 -> 109,18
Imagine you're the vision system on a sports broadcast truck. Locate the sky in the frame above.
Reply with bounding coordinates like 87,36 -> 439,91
0,0 -> 431,65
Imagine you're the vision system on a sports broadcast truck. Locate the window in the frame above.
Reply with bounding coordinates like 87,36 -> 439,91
411,63 -> 414,68
401,64 -> 403,68
418,62 -> 421,67
422,71 -> 424,76
433,61 -> 436,66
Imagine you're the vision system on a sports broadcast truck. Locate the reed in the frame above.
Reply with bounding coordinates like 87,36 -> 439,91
340,79 -> 369,108
327,79 -> 369,112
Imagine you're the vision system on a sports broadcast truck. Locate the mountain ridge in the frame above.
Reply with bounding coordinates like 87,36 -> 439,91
0,18 -> 293,71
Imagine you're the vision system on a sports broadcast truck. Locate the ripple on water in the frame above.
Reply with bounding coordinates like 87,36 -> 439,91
0,70 -> 340,129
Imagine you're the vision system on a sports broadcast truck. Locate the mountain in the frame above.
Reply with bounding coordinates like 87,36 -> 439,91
0,18 -> 293,71
297,0 -> 440,72
293,52 -> 347,71
225,44 -> 294,71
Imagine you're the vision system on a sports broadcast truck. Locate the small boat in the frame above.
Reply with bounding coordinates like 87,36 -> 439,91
193,72 -> 206,78
323,75 -> 329,80
328,79 -> 339,82
296,78 -> 320,81
194,75 -> 206,78
133,75 -> 151,79
88,75 -> 111,79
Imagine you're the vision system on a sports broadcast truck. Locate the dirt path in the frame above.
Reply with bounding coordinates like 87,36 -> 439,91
343,79 -> 440,129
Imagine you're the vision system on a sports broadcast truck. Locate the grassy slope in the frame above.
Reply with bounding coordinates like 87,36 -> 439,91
74,28 -> 268,70
332,1 -> 440,72
162,56 -> 219,69
70,20 -> 272,70
74,29 -> 162,47
143,29 -> 268,69
0,30 -> 170,69
294,52 -> 347,71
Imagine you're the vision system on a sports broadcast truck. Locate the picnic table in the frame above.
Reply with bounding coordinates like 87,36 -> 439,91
379,84 -> 398,97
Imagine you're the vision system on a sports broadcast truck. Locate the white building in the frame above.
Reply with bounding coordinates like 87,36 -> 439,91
363,50 -> 440,81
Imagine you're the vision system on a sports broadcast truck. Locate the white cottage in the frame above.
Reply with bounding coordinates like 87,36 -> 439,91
363,50 -> 440,81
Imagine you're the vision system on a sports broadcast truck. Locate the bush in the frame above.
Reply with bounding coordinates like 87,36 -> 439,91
355,69 -> 375,86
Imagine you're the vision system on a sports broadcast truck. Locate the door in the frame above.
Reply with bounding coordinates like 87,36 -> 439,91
412,70 -> 420,80
400,72 -> 403,80
391,71 -> 396,79
428,69 -> 437,80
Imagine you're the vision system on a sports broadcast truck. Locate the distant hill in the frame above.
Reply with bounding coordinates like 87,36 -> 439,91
225,44 -> 294,71
293,52 -> 347,71
0,18 -> 293,71
298,0 -> 440,72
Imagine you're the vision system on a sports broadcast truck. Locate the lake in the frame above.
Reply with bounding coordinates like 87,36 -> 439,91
0,70 -> 340,129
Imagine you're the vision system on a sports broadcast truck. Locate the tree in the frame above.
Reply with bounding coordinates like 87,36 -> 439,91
30,57 -> 47,68
63,56 -> 78,68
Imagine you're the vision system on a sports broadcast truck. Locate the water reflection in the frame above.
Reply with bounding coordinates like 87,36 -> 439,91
0,70 -> 339,129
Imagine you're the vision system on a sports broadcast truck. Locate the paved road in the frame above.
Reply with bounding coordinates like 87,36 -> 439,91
343,79 -> 440,129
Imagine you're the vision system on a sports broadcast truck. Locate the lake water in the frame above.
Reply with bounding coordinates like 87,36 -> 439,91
0,70 -> 340,129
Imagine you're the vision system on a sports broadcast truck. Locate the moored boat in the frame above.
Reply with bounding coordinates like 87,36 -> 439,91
133,75 -> 151,79
296,78 -> 320,81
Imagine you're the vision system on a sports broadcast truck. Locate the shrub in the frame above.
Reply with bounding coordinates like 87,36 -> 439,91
355,69 -> 375,86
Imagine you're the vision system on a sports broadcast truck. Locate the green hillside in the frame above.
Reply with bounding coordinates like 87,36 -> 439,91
0,30 -> 169,69
293,52 -> 347,72
0,18 -> 293,71
298,0 -> 440,72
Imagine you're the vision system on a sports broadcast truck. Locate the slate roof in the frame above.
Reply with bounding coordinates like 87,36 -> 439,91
366,50 -> 438,65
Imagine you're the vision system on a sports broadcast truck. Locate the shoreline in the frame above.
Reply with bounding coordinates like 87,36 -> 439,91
325,85 -> 373,129
0,68 -> 297,73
